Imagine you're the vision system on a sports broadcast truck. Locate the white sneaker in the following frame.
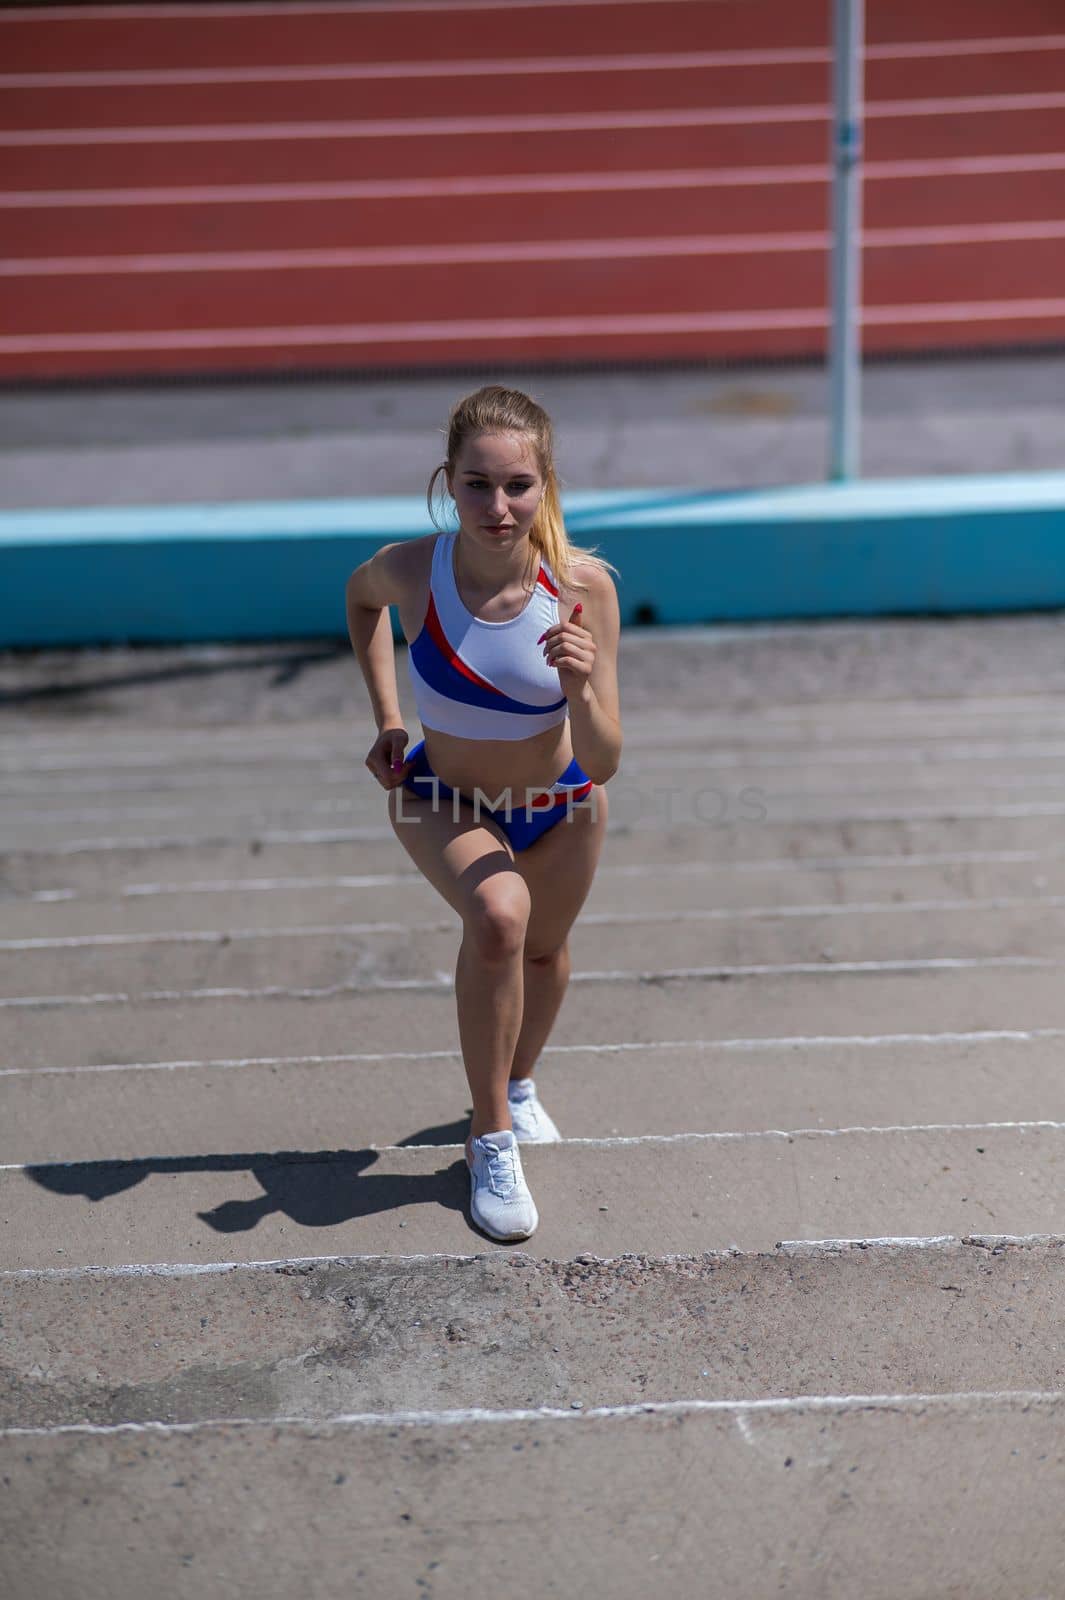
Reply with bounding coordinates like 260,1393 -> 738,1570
466,1128 -> 539,1241
507,1076 -> 561,1143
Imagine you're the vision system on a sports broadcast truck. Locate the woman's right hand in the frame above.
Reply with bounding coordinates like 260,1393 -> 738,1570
366,727 -> 412,789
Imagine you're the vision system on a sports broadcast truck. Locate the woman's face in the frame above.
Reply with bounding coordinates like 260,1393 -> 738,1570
447,431 -> 543,549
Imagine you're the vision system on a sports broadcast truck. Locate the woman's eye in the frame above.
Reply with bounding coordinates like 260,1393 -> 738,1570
466,481 -> 535,493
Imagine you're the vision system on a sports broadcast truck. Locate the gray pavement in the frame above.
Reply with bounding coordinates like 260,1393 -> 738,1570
5,1242 -> 1064,1424
1,349 -> 1063,508
7,614 -> 1065,1592
6,1394 -> 1065,1600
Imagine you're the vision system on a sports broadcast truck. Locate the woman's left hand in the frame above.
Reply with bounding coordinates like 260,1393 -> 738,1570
539,603 -> 596,699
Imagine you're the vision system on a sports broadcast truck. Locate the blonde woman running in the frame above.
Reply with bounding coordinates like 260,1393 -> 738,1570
346,386 -> 622,1242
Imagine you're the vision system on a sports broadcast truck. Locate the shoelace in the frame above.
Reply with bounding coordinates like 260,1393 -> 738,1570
480,1140 -> 520,1197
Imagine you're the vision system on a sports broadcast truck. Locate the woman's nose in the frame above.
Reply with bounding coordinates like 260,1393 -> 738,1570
489,487 -> 509,514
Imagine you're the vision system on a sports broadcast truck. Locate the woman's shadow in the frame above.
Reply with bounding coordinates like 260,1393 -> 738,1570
23,1113 -> 474,1231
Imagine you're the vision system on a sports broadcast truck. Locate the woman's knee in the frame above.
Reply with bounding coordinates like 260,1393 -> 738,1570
465,879 -> 532,961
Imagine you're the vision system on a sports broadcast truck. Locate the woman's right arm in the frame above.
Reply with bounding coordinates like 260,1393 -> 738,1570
346,544 -> 411,785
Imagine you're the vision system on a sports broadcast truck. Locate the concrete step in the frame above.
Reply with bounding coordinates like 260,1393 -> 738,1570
5,901 -> 1065,999
5,693 -> 1065,746
6,1124 -> 1065,1271
3,1238 -> 1062,1427
7,769 -> 1065,852
7,715 -> 1065,800
5,650 -> 1065,1596
9,1032 -> 1065,1168
4,713 -> 1064,778
5,849 -> 1064,947
4,1390 -> 1065,1599
4,712 -> 1065,828
5,747 -> 1065,815
6,809 -> 1065,898
5,962 -> 1064,1073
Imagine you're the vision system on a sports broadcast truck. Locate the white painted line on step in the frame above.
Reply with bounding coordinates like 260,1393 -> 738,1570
0,768 -> 375,796
0,981 -> 452,1009
4,1233 -> 1062,1283
621,741 -> 1065,770
17,797 -> 1065,854
15,849 -> 1053,902
9,1024 -> 1065,1077
778,1234 -> 1065,1252
9,893 -> 1065,950
0,1249 -> 504,1280
0,920 -> 434,949
388,1119 -> 1065,1150
7,829 -> 389,853
561,891 -> 1065,920
116,874 -> 419,895
621,803 -> 1065,828
8,722 -> 1065,774
4,1389 -> 1065,1440
6,696 -> 1065,757
11,785 -> 1065,832
7,759 -> 1065,813
0,954 -> 1049,1008
3,1121 -> 1064,1174
10,734 -> 1065,787
3,805 -> 226,825
315,1120 -> 1065,1157
17,804 -> 1065,856
713,849 -> 1050,873
777,1235 -> 959,1251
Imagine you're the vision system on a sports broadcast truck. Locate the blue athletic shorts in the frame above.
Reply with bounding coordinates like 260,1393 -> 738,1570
399,739 -> 596,852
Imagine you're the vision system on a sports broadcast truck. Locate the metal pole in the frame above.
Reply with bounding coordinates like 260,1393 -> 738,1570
828,0 -> 864,480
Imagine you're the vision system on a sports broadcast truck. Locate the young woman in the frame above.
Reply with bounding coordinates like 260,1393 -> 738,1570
346,385 -> 622,1243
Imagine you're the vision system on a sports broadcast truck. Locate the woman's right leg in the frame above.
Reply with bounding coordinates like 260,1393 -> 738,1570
386,784 -> 532,1149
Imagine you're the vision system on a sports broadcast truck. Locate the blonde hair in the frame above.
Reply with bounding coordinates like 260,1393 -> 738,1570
426,384 -> 620,601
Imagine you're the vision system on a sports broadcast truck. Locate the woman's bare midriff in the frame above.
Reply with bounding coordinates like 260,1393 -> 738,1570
397,535 -> 580,805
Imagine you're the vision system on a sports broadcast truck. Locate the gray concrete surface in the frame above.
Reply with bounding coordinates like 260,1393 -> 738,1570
1,351 -> 1063,508
5,1395 -> 1065,1600
11,1033 -> 1065,1170
11,963 -> 1065,1075
4,1241 -> 1064,1425
8,899 -> 1065,1001
7,613 -> 1065,1592
8,1124 -> 1065,1270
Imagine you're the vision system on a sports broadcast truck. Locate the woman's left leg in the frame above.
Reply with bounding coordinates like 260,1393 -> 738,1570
508,784 -> 609,1079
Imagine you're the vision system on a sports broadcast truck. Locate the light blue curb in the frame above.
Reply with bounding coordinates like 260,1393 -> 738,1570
3,473 -> 1065,647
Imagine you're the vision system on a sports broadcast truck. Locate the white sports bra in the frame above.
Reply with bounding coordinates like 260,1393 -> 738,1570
406,531 -> 569,741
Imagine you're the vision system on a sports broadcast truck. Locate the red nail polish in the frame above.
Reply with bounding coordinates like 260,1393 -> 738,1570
574,604 -> 583,615
536,631 -> 547,644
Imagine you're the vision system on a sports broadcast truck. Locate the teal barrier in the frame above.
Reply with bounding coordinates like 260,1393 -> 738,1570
3,473 -> 1065,647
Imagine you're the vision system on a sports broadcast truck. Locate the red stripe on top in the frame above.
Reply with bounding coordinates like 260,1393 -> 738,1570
536,563 -> 559,598
424,589 -> 506,696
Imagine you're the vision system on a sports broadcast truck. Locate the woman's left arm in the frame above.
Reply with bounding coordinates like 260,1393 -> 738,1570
540,566 -> 622,785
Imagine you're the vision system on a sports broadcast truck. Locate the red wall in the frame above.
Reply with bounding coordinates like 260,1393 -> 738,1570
3,0 -> 1064,379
